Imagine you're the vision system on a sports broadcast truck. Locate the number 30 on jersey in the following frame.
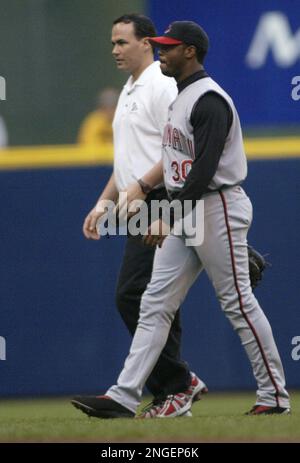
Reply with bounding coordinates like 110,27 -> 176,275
171,159 -> 193,182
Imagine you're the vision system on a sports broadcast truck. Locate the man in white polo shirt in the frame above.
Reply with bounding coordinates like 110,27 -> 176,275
73,14 -> 206,418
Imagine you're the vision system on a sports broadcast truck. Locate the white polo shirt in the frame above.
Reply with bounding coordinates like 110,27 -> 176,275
113,61 -> 177,191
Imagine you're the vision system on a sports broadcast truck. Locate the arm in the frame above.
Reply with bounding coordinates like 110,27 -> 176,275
96,172 -> 119,204
116,160 -> 164,217
83,172 -> 118,240
140,159 -> 164,190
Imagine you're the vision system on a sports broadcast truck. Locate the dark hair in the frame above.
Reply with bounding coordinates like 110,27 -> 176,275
113,13 -> 157,52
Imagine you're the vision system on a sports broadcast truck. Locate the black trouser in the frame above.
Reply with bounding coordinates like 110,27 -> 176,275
115,188 -> 191,399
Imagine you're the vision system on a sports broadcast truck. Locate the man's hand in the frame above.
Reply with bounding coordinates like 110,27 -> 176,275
116,182 -> 147,219
143,218 -> 170,248
83,207 -> 106,240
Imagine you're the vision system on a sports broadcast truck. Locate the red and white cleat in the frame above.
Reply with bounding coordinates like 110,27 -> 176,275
187,371 -> 208,403
137,372 -> 208,419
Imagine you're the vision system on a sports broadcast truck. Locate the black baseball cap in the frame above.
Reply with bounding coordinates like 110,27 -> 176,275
149,21 -> 209,53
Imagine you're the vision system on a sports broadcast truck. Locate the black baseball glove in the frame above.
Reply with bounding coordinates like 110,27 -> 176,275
248,245 -> 269,290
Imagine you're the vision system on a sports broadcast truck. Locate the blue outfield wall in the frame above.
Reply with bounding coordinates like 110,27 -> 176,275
0,160 -> 299,397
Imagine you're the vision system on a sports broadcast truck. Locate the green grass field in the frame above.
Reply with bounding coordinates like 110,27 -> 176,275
0,392 -> 299,443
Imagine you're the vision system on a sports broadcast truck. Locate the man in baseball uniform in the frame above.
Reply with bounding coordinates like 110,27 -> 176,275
74,21 -> 290,418
75,14 -> 207,418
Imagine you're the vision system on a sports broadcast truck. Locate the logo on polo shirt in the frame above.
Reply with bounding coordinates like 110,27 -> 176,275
130,102 -> 138,112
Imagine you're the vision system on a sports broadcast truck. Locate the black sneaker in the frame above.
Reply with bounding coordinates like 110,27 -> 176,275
71,395 -> 134,419
246,405 -> 291,415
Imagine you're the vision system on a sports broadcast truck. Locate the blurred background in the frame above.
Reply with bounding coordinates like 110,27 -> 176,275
0,0 -> 299,397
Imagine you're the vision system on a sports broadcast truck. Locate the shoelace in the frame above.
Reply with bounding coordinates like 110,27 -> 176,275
164,393 -> 187,407
141,397 -> 166,414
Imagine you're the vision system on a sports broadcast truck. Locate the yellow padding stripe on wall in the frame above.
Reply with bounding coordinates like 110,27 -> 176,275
0,144 -> 114,170
0,137 -> 299,171
245,137 -> 300,158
